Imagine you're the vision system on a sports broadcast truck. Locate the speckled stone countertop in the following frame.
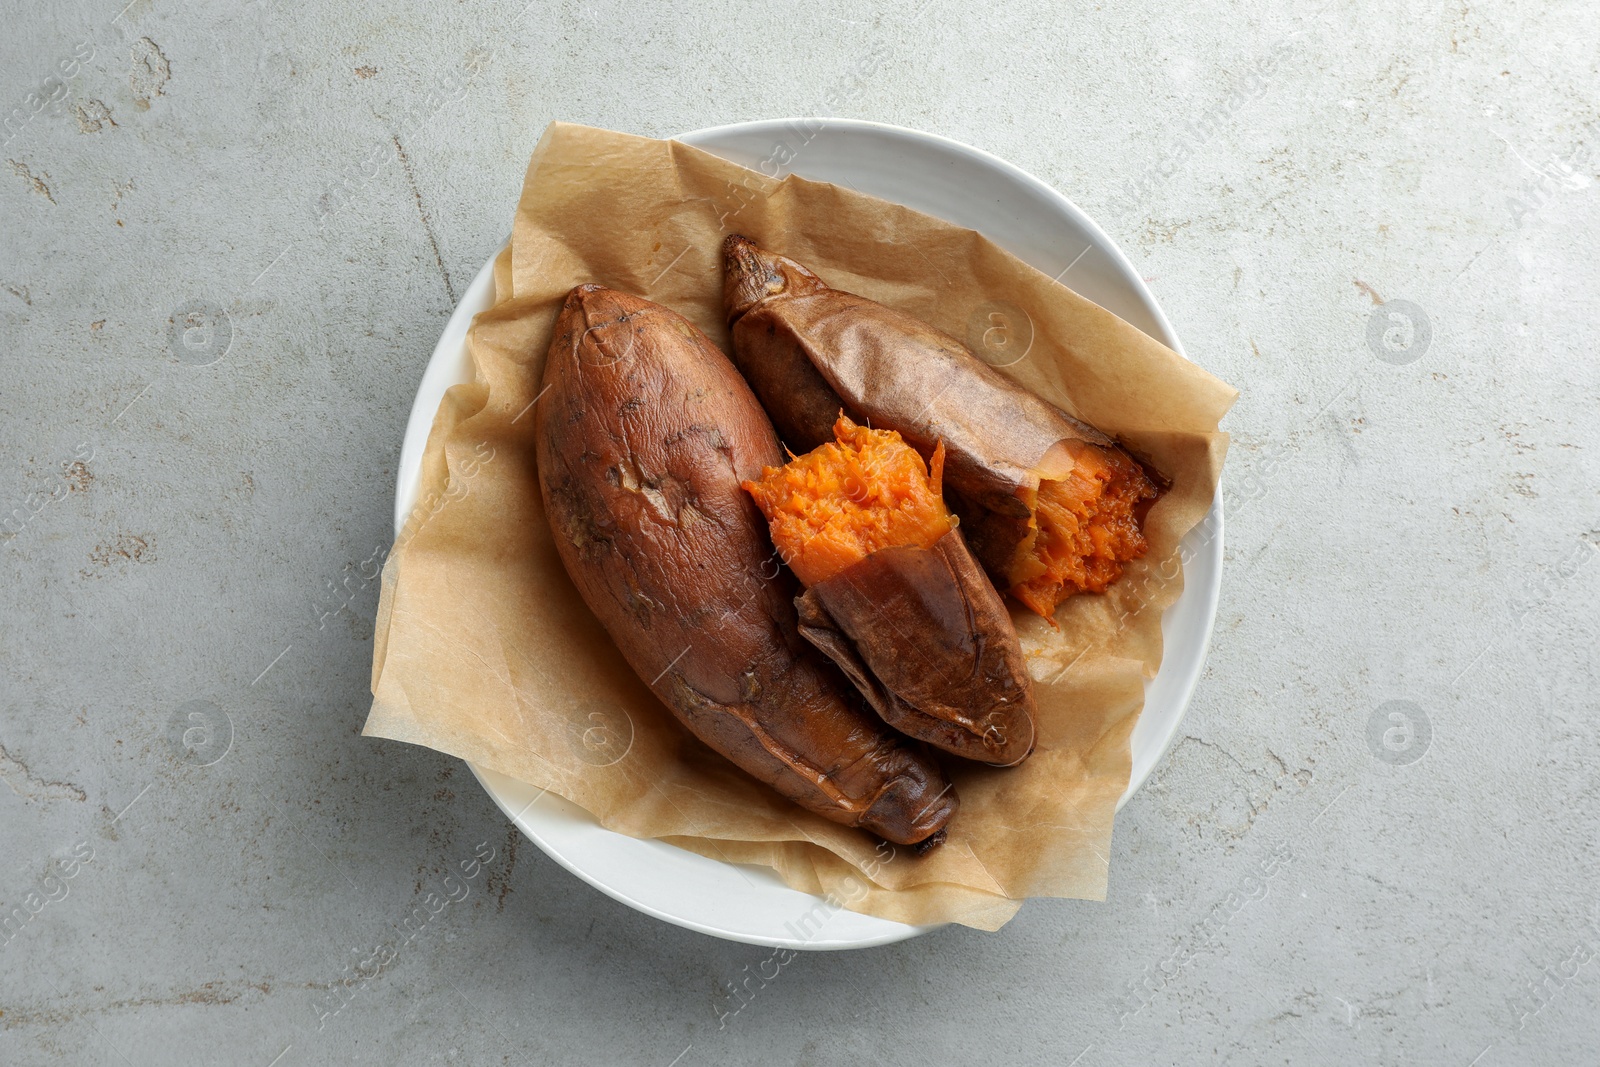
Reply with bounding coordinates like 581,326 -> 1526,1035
3,1 -> 1597,1064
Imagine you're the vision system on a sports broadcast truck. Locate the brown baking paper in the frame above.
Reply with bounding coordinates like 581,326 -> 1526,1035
364,122 -> 1236,932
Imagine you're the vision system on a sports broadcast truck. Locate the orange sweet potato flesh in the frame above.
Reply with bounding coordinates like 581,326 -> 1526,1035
1004,443 -> 1155,618
744,417 -> 1037,766
742,415 -> 954,586
537,284 -> 956,846
724,234 -> 1161,623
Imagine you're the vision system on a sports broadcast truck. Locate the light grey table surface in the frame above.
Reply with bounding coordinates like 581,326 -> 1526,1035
3,1 -> 1597,1064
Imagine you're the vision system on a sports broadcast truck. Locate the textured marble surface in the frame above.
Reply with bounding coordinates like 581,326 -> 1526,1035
2,1 -> 1598,1063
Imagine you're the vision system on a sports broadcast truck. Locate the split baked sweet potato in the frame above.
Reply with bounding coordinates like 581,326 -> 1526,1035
536,283 -> 957,847
744,416 -> 1037,766
723,235 -> 1161,621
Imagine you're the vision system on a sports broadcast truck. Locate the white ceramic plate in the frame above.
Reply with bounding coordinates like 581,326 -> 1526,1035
393,119 -> 1223,950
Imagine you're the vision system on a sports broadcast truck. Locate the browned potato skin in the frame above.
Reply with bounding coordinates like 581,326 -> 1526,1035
536,284 -> 957,846
795,528 -> 1037,767
722,234 -> 1150,582
719,248 -> 862,456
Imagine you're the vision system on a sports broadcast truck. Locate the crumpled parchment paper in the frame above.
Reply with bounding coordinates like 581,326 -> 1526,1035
364,122 -> 1237,932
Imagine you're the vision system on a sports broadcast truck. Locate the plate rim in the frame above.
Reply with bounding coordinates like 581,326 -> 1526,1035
390,117 -> 1223,948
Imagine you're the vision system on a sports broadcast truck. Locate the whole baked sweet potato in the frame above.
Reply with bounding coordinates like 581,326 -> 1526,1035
723,235 -> 1161,621
536,284 -> 957,847
744,416 -> 1036,766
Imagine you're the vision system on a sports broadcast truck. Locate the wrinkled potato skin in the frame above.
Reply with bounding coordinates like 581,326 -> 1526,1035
796,528 -> 1037,767
536,284 -> 956,846
723,237 -> 868,456
723,235 -> 1147,581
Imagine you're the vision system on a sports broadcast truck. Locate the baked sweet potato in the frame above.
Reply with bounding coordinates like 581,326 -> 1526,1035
744,417 -> 1037,766
536,284 -> 957,846
724,235 -> 1161,621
